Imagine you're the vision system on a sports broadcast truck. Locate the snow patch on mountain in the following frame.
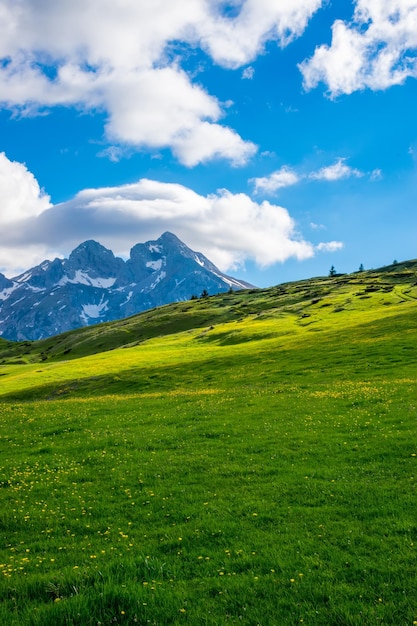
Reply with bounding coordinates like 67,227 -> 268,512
10,296 -> 27,307
194,255 -> 206,267
210,271 -> 246,288
27,285 -> 44,293
59,271 -> 116,288
17,271 -> 33,283
120,291 -> 133,306
80,297 -> 109,324
0,284 -> 18,301
146,259 -> 163,271
148,244 -> 162,253
150,271 -> 166,289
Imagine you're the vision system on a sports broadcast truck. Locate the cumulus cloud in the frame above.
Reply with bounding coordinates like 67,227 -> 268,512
28,180 -> 316,271
370,168 -> 383,181
242,66 -> 255,79
300,0 -> 417,96
97,146 -> 125,163
0,0 -> 322,166
309,158 -> 364,181
199,0 -> 323,68
0,152 -> 51,223
251,158 -> 370,195
310,222 -> 326,230
0,155 -> 346,277
316,241 -> 344,252
0,245 -> 62,279
251,166 -> 300,194
171,121 -> 257,167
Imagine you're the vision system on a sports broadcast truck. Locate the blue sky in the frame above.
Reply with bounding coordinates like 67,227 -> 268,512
0,0 -> 416,287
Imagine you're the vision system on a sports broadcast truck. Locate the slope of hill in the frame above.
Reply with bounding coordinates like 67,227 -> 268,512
1,258 -> 417,367
0,261 -> 416,625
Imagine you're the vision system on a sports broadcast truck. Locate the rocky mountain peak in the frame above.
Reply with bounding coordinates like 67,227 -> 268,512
66,240 -> 124,279
0,233 -> 255,341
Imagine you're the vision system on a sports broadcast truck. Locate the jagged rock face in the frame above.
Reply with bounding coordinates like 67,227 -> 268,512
65,241 -> 125,280
0,272 -> 13,291
0,232 -> 254,341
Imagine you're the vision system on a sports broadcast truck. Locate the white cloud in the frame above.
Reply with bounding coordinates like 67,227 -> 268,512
309,158 -> 364,181
0,0 -> 322,166
300,0 -> 417,96
201,0 -> 323,68
242,66 -> 255,79
47,179 -> 316,270
370,168 -> 383,181
251,166 -> 300,194
171,121 -> 257,168
251,158 -> 370,195
316,241 -> 344,252
97,146 -> 125,163
0,245 -> 62,279
0,155 -> 342,277
0,152 -> 51,223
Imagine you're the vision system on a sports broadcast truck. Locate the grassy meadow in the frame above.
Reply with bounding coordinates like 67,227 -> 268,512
1,264 -> 417,624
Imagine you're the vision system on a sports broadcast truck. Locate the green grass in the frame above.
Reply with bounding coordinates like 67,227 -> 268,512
1,265 -> 417,624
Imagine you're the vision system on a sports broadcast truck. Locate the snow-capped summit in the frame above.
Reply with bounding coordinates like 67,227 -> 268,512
0,233 -> 254,341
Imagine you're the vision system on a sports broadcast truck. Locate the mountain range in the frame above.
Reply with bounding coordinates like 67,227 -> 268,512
0,232 -> 253,341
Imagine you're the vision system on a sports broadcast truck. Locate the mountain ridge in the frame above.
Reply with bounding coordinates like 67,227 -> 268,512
0,232 -> 253,341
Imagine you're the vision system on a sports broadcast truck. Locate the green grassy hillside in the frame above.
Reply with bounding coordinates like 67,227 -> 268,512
1,264 -> 417,624
2,258 -> 417,366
